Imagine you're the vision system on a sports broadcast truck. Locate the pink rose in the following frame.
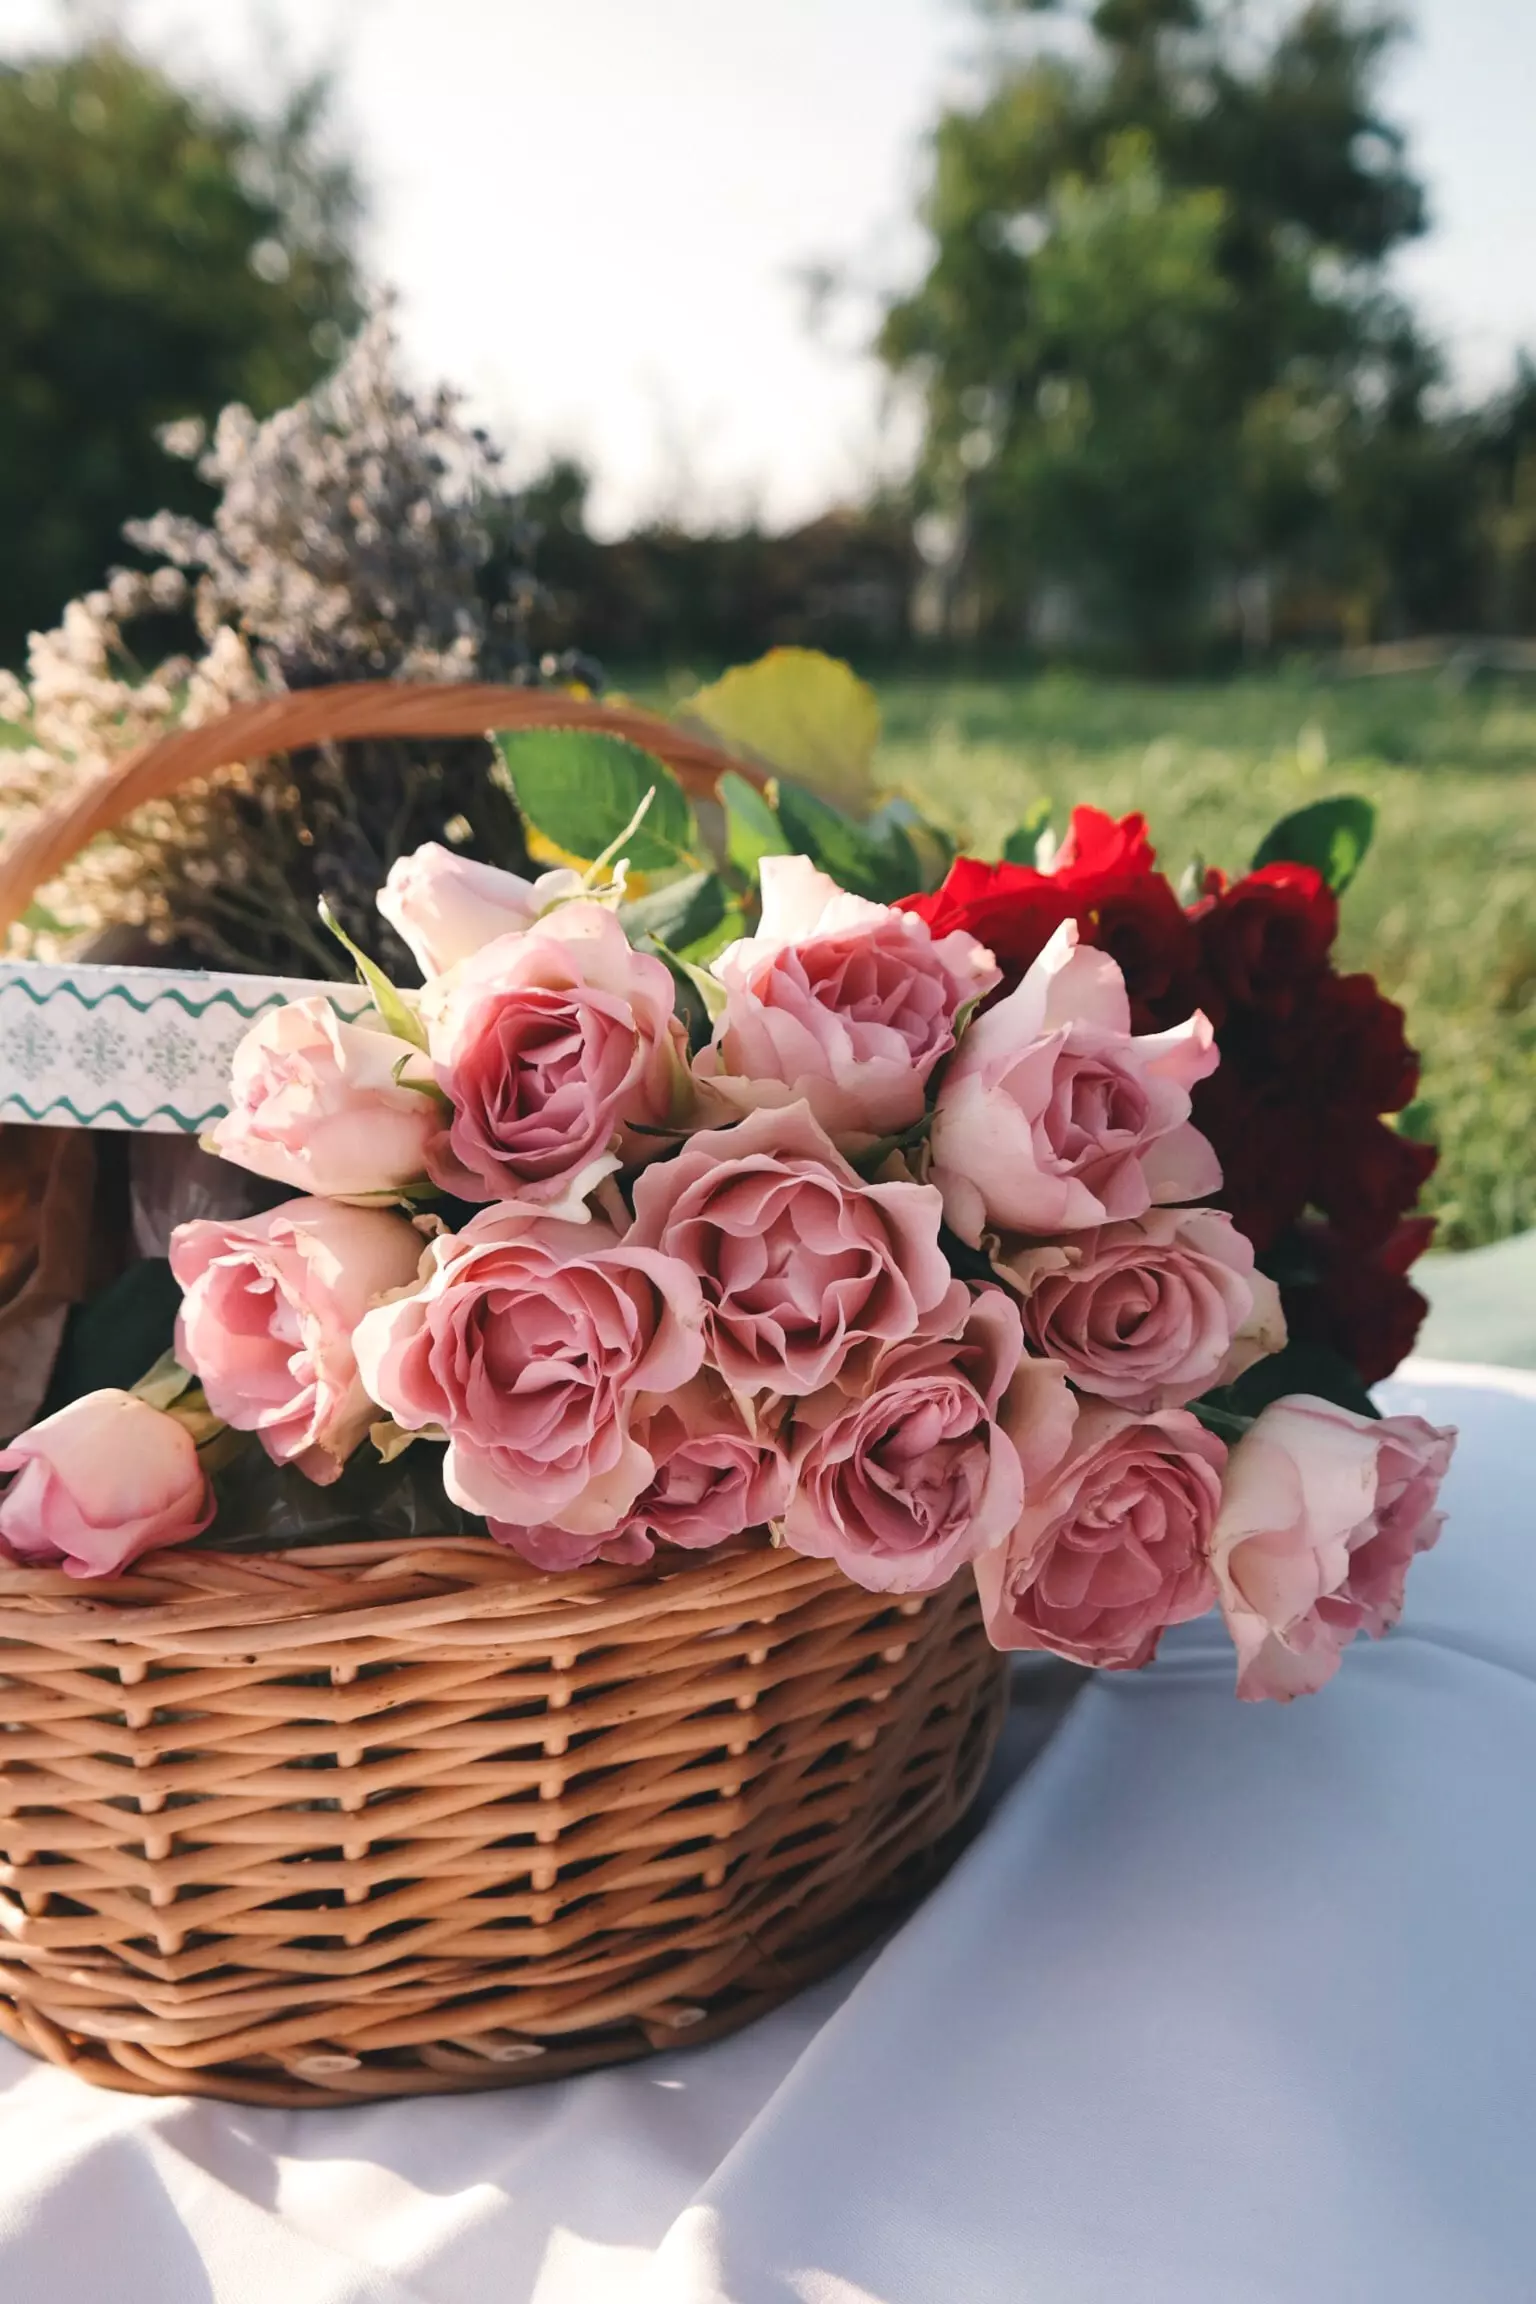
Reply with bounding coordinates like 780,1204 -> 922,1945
423,899 -> 690,1215
170,1197 -> 425,1486
0,1389 -> 213,1577
352,1205 -> 706,1537
696,855 -> 999,1144
491,1374 -> 791,1571
783,1285 -> 1029,1593
976,1404 -> 1224,1668
208,996 -> 440,1201
378,842 -> 583,978
1211,1395 -> 1455,1701
627,1101 -> 953,1397
1000,1208 -> 1286,1412
929,921 -> 1219,1244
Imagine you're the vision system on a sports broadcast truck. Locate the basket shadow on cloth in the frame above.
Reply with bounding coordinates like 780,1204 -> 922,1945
0,681 -> 1007,2105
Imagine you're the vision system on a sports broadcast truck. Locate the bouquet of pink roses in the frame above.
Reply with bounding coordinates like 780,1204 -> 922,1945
0,675 -> 1454,1705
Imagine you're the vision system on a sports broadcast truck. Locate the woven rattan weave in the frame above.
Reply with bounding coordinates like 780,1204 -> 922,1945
0,1536 -> 1005,2105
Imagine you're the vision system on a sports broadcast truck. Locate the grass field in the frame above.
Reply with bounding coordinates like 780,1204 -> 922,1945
861,670 -> 1536,1252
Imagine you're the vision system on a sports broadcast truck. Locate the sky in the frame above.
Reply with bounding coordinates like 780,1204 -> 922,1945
5,0 -> 1535,532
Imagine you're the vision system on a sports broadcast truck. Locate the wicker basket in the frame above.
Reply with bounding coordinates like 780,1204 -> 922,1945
0,683 -> 1008,2105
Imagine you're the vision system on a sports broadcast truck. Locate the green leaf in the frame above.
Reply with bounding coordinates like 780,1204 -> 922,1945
496,727 -> 698,872
1251,796 -> 1376,894
1002,800 -> 1053,866
863,798 -> 928,898
620,869 -> 727,954
774,780 -> 915,904
682,648 -> 879,811
318,900 -> 427,1049
131,1348 -> 197,1412
720,770 -> 791,880
1202,1340 -> 1380,1426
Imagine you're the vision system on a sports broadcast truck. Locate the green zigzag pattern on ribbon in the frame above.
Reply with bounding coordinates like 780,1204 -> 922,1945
0,976 -> 294,1021
0,1091 -> 223,1130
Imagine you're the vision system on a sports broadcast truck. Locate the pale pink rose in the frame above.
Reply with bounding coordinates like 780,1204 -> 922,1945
208,997 -> 439,1201
976,1404 -> 1224,1668
696,855 -> 999,1145
353,1205 -> 706,1537
784,1286 -> 1029,1594
929,921 -> 1219,1244
378,842 -> 583,978
1000,1208 -> 1286,1412
0,1389 -> 213,1577
1211,1395 -> 1455,1701
423,899 -> 690,1215
627,1101 -> 953,1398
492,1374 -> 791,1570
170,1197 -> 425,1486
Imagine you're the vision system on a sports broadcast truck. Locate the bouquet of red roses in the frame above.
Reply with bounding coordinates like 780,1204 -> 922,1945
0,666 -> 1454,1704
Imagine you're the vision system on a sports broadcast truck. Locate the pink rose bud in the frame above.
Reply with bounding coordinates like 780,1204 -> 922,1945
1211,1394 -> 1456,1701
422,899 -> 690,1215
929,920 -> 1220,1244
171,1197 -> 425,1486
697,855 -> 999,1146
976,1404 -> 1225,1669
352,1205 -> 707,1539
208,996 -> 440,1202
627,1100 -> 954,1397
492,1374 -> 791,1571
378,842 -> 584,978
783,1286 -> 1030,1594
0,1389 -> 214,1578
1000,1207 -> 1287,1413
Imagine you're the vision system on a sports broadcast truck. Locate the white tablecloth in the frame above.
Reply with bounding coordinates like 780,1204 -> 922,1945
3,1360 -> 1534,2303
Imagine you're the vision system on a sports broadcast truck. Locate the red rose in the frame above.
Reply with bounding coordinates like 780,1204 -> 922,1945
1281,1216 -> 1435,1387
1197,863 -> 1339,1017
1054,805 -> 1156,880
1311,1114 -> 1437,1249
897,856 -> 1074,980
898,811 -> 1201,1030
1300,973 -> 1419,1115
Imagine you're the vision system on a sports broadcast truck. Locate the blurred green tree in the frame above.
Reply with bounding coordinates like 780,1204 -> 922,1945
882,0 -> 1437,660
0,38 -> 362,657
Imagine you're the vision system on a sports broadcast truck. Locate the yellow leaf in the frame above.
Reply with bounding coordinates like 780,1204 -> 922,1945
681,648 -> 879,812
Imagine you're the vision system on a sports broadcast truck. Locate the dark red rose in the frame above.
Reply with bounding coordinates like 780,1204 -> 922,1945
1082,873 -> 1209,1032
1311,1114 -> 1438,1249
1305,973 -> 1420,1115
1281,1216 -> 1436,1387
1197,863 -> 1339,1017
1192,1066 -> 1316,1253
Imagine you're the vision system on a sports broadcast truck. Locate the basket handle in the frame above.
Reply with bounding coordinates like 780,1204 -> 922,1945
0,679 -> 758,937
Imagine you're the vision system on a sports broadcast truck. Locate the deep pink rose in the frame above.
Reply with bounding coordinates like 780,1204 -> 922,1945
352,1205 -> 706,1537
423,899 -> 690,1215
783,1285 -> 1029,1593
171,1197 -> 425,1486
697,855 -> 999,1145
378,841 -> 583,978
1000,1207 -> 1286,1413
208,996 -> 440,1201
0,1389 -> 213,1577
929,921 -> 1219,1244
492,1374 -> 790,1571
1211,1395 -> 1455,1701
976,1404 -> 1224,1669
627,1101 -> 953,1397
